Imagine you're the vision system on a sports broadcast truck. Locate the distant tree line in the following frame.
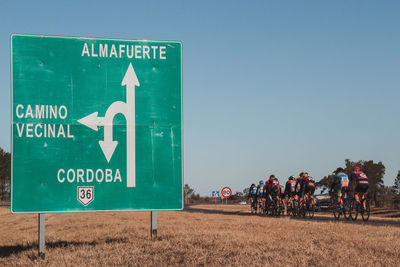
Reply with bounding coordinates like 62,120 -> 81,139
183,184 -> 247,205
184,184 -> 200,204
0,147 -> 11,201
317,159 -> 400,208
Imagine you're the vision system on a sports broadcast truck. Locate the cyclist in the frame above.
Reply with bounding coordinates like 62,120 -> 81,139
295,171 -> 306,193
285,176 -> 297,209
280,185 -> 286,199
279,185 -> 286,213
304,176 -> 316,204
264,175 -> 275,195
351,166 -> 369,209
256,180 -> 265,211
296,172 -> 310,207
248,183 -> 258,201
256,180 -> 265,198
265,175 -> 281,204
329,167 -> 350,208
296,171 -> 306,181
248,183 -> 258,212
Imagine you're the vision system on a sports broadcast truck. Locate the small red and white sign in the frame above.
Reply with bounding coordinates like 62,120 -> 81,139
221,187 -> 232,198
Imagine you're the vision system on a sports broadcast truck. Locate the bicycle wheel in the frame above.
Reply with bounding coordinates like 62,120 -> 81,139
272,200 -> 278,216
264,199 -> 270,216
343,198 -> 350,220
297,200 -> 304,217
291,199 -> 297,216
281,201 -> 286,216
275,203 -> 280,217
262,203 -> 267,216
350,198 -> 358,221
361,199 -> 370,222
280,202 -> 284,216
307,199 -> 315,219
299,200 -> 306,218
332,199 -> 340,220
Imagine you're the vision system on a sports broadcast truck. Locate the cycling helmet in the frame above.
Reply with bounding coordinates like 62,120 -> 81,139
353,166 -> 360,172
289,176 -> 294,180
336,167 -> 344,173
259,180 -> 264,185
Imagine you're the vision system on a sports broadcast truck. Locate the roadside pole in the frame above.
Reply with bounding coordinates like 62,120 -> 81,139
38,214 -> 45,259
151,211 -> 157,238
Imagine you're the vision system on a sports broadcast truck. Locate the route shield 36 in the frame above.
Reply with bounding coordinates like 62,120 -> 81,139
11,34 -> 183,213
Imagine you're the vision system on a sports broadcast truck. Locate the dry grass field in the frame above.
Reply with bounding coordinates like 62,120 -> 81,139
1,204 -> 400,266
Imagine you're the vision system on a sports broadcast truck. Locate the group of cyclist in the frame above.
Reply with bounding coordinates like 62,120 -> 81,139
330,166 -> 369,212
248,166 -> 369,219
248,171 -> 316,216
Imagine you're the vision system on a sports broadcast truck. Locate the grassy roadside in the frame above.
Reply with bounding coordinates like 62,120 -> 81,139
1,205 -> 400,266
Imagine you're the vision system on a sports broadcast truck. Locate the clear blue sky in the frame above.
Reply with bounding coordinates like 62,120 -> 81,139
1,1 -> 399,195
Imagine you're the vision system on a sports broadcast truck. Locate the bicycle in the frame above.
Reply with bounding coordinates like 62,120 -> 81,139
290,197 -> 299,217
330,191 -> 350,220
266,195 -> 282,216
279,196 -> 286,216
257,197 -> 264,215
304,192 -> 315,219
350,193 -> 370,222
250,197 -> 257,215
297,195 -> 307,218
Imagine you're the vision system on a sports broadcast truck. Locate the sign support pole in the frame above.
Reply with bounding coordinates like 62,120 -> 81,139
38,213 -> 45,259
151,211 -> 157,238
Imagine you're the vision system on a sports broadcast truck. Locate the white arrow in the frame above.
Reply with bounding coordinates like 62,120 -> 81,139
99,139 -> 118,162
121,63 -> 138,187
78,63 -> 139,187
99,100 -> 127,162
77,112 -> 103,131
122,62 -> 140,88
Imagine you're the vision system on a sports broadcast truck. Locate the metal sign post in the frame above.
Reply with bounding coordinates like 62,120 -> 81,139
151,211 -> 157,238
221,187 -> 232,204
38,213 -> 45,259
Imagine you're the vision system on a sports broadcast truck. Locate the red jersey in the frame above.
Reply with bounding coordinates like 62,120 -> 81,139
351,171 -> 368,182
286,180 -> 296,192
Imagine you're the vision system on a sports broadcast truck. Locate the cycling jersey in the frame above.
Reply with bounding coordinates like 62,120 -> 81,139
285,180 -> 297,196
267,178 -> 281,196
351,171 -> 368,182
305,179 -> 316,195
250,186 -> 258,195
296,176 -> 309,197
257,185 -> 265,197
331,172 -> 350,194
265,179 -> 273,193
249,185 -> 258,198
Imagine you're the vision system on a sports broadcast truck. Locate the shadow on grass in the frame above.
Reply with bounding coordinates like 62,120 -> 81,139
185,206 -> 400,228
0,237 -> 128,258
0,244 -> 36,258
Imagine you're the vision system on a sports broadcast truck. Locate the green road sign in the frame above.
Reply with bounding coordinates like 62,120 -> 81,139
11,34 -> 183,213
